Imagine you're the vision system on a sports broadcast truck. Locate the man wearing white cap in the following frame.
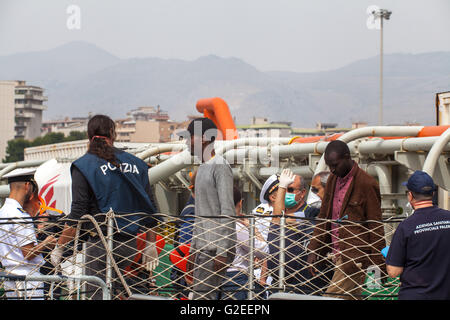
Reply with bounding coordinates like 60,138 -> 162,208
268,169 -> 321,292
253,174 -> 280,239
251,174 -> 279,290
0,168 -> 57,299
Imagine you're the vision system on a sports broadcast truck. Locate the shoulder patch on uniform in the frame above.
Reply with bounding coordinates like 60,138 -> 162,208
255,206 -> 264,214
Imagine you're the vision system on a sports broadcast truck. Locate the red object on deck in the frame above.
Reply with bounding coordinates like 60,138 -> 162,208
124,233 -> 165,277
169,243 -> 191,273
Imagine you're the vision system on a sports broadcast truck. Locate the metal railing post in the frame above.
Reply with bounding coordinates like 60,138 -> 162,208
24,280 -> 28,299
248,216 -> 255,300
0,273 -> 111,300
50,280 -> 54,300
81,242 -> 87,300
106,212 -> 114,298
279,215 -> 286,291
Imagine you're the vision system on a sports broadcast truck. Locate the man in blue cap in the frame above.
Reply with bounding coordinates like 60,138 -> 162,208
386,170 -> 450,300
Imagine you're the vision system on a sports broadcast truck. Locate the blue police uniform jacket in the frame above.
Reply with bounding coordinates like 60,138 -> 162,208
72,151 -> 157,235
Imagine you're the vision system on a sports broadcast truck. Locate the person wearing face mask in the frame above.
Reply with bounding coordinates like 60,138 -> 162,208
307,140 -> 386,300
221,186 -> 268,300
267,169 -> 321,293
307,171 -> 331,209
304,171 -> 335,291
0,169 -> 57,299
385,171 -> 450,300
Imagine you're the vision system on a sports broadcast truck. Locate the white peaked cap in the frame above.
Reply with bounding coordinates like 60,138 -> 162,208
259,174 -> 279,204
2,168 -> 37,183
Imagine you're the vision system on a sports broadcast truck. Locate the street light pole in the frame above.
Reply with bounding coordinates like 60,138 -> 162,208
373,9 -> 392,126
380,14 -> 384,126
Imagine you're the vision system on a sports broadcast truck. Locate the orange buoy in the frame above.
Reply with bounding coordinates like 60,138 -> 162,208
196,97 -> 239,140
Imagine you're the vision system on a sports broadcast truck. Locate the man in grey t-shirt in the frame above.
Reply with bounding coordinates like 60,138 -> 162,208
186,117 -> 236,300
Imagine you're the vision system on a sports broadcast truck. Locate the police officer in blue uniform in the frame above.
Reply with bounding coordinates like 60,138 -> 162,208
50,115 -> 160,299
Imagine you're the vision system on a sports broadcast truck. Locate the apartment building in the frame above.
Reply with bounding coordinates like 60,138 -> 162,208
41,116 -> 90,136
115,105 -> 179,143
0,80 -> 47,161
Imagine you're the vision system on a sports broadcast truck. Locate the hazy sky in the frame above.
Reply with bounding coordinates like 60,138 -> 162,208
1,0 -> 449,73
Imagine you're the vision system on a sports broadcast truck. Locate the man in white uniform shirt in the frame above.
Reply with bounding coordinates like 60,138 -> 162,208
0,169 -> 56,299
251,174 -> 279,290
222,186 -> 268,300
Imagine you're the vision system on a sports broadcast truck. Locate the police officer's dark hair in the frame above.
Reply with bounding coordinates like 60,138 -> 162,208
87,115 -> 118,166
324,140 -> 350,159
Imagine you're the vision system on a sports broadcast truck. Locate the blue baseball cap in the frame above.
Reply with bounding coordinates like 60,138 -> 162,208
402,170 -> 436,195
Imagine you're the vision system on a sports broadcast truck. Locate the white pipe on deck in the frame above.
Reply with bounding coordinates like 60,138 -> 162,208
227,136 -> 444,168
147,150 -> 194,185
256,166 -> 314,179
357,137 -> 450,155
367,164 -> 393,209
422,128 -> 450,176
136,144 -> 186,160
215,137 -> 291,155
272,142 -> 327,158
314,126 -> 424,175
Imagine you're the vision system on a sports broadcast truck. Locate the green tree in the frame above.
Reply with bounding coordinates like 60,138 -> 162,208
31,132 -> 65,147
3,139 -> 32,163
65,131 -> 88,141
2,131 -> 88,163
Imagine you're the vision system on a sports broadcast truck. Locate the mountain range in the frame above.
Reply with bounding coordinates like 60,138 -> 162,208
1,41 -> 449,127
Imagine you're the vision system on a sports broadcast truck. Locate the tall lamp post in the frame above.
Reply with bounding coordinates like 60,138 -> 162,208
367,7 -> 392,125
372,8 -> 392,125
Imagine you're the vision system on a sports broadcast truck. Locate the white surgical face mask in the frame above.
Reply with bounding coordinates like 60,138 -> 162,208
307,191 -> 322,209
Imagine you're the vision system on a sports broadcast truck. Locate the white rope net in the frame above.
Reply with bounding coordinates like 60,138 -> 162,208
0,212 -> 401,300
